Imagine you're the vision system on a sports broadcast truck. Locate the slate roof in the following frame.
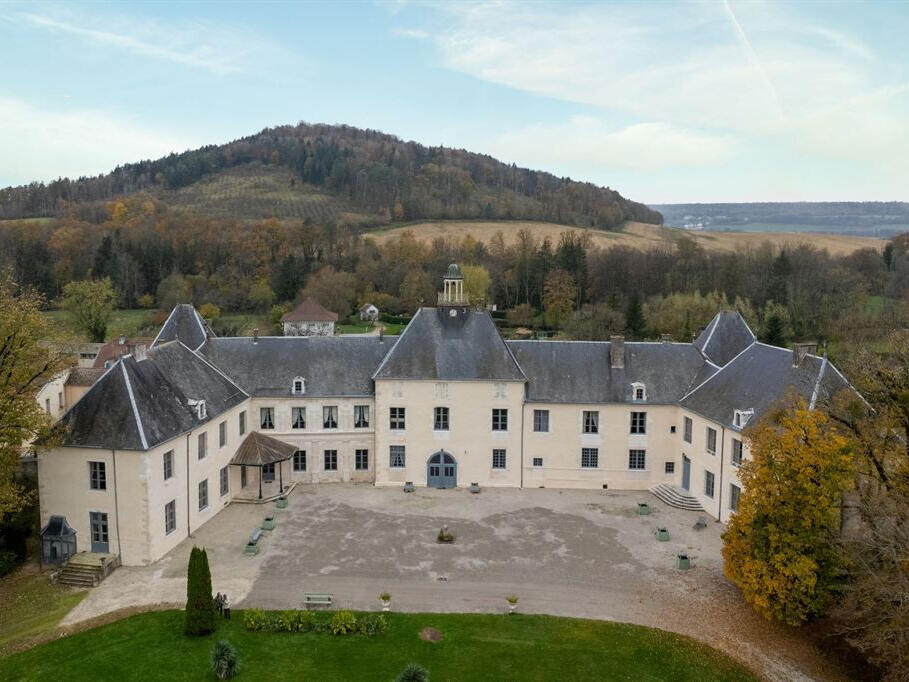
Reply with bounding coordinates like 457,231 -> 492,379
92,337 -> 152,369
56,341 -> 247,450
281,297 -> 338,322
65,367 -> 105,387
693,310 -> 756,366
374,307 -> 525,382
231,431 -> 296,466
507,340 -> 712,403
151,304 -> 215,351
681,342 -> 850,428
198,335 -> 397,397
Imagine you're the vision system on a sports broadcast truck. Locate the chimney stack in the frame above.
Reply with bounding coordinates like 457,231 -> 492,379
610,335 -> 625,369
134,344 -> 147,361
118,335 -> 126,346
792,342 -> 817,367
253,328 -> 259,344
660,333 -> 672,344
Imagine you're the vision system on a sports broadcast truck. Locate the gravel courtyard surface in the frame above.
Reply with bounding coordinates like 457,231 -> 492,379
62,485 -> 846,681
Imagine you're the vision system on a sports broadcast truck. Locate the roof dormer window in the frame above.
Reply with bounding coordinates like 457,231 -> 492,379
631,382 -> 646,402
733,409 -> 754,428
188,399 -> 207,421
292,377 -> 306,395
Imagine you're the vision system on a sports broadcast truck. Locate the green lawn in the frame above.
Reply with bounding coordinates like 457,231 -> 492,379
0,610 -> 757,681
0,566 -> 86,658
43,309 -> 159,342
336,323 -> 375,334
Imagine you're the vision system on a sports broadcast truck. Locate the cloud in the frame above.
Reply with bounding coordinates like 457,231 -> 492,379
15,8 -> 299,77
493,117 -> 735,172
0,97 -> 193,186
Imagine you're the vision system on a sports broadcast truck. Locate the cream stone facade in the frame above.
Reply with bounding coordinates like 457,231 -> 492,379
38,267 -> 849,566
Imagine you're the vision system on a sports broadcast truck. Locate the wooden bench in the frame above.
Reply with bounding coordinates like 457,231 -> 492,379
303,592 -> 333,608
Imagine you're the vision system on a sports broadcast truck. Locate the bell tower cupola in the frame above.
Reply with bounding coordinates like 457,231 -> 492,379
439,263 -> 467,305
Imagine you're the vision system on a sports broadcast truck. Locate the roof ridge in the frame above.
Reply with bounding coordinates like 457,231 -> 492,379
120,360 -> 149,450
679,339 -> 757,402
151,305 -> 178,347
372,306 -> 421,379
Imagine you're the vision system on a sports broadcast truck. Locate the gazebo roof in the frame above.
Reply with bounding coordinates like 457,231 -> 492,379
230,431 -> 296,467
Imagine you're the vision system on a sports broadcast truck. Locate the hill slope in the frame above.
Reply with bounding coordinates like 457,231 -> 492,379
0,123 -> 661,229
365,220 -> 882,256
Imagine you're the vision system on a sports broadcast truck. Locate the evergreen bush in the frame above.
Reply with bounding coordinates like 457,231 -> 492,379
210,640 -> 240,680
397,663 -> 430,682
184,546 -> 216,636
329,610 -> 357,635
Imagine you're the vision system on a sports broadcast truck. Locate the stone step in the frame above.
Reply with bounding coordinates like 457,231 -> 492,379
56,572 -> 98,586
649,484 -> 704,511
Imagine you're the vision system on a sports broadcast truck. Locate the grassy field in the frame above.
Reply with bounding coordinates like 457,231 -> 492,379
0,609 -> 757,681
0,565 -> 85,658
365,220 -> 883,257
43,309 -> 159,342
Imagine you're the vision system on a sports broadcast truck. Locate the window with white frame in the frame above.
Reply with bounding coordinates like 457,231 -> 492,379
354,405 -> 370,428
683,416 -> 692,443
434,406 -> 449,431
583,410 -> 599,434
630,411 -> 646,434
581,447 -> 598,468
323,406 -> 338,429
220,466 -> 229,496
729,483 -> 741,511
665,461 -> 675,474
89,461 -> 106,490
533,409 -> 549,432
324,450 -> 338,470
492,408 -> 508,431
492,449 -> 506,469
164,500 -> 176,534
706,427 -> 717,454
292,407 -> 306,429
733,409 -> 754,428
163,450 -> 174,481
731,438 -> 743,466
390,407 -> 405,430
355,449 -> 369,470
292,377 -> 306,395
494,382 -> 506,399
198,432 -> 207,460
219,421 -> 227,448
632,382 -> 646,401
260,407 -> 275,430
389,445 -> 405,468
704,470 -> 715,498
532,457 -> 543,467
628,449 -> 646,470
293,450 -> 306,471
198,479 -> 209,510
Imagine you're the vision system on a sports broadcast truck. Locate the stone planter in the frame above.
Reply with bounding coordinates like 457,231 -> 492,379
637,502 -> 651,515
245,542 -> 259,556
655,528 -> 670,542
262,516 -> 276,531
276,497 -> 288,509
507,602 -> 517,614
381,600 -> 391,612
677,553 -> 691,570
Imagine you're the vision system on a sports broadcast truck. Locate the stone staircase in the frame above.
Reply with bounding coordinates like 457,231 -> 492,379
54,552 -> 119,587
649,483 -> 704,512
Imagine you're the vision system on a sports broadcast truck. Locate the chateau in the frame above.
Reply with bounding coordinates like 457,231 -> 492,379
38,265 -> 849,566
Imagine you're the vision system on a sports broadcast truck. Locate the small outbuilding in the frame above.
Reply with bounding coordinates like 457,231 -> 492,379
40,515 -> 77,566
281,297 -> 338,337
230,431 -> 296,500
359,303 -> 379,322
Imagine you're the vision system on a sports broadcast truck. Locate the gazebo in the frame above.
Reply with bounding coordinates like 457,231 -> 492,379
40,515 -> 77,566
230,431 -> 296,500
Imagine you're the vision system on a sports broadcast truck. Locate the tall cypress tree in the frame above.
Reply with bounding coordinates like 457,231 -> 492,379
185,546 -> 215,636
624,293 -> 645,339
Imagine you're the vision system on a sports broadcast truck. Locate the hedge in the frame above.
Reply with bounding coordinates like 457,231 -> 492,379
243,609 -> 388,637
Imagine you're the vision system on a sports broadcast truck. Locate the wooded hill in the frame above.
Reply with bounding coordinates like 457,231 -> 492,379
0,123 -> 662,229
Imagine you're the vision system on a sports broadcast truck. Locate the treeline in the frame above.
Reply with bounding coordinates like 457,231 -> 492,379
655,201 -> 909,229
2,196 -> 908,348
0,122 -> 661,228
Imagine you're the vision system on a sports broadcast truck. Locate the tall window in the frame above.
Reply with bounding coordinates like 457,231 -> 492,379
628,449 -> 646,470
354,405 -> 370,428
89,461 -> 106,490
324,449 -> 338,471
293,450 -> 306,471
390,407 -> 406,430
533,409 -> 549,433
434,407 -> 449,431
583,411 -> 599,434
239,410 -> 246,436
683,416 -> 692,443
492,408 -> 508,431
292,407 -> 306,429
731,438 -> 743,466
355,449 -> 369,470
219,466 -> 229,496
581,448 -> 598,468
163,450 -> 174,481
198,479 -> 209,510
323,406 -> 338,429
260,407 -> 274,430
729,483 -> 741,511
241,465 -> 247,488
164,500 -> 176,535
219,421 -> 227,448
198,432 -> 207,460
390,445 -> 406,468
630,411 -> 646,434
492,449 -> 506,469
706,427 -> 717,454
704,470 -> 715,498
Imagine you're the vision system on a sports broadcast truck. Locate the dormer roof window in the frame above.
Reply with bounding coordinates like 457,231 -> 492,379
188,399 -> 207,421
733,408 -> 754,429
292,377 -> 306,395
631,382 -> 646,402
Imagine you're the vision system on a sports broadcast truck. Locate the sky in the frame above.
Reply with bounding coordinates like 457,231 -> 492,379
1,0 -> 908,203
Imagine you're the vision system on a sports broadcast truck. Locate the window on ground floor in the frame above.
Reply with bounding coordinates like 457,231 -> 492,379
581,448 -> 598,468
165,500 -> 176,535
293,450 -> 306,472
704,470 -> 715,498
220,466 -> 229,496
664,461 -> 675,474
324,449 -> 338,471
390,445 -> 405,468
533,457 -> 543,467
628,449 -> 646,470
492,449 -> 506,469
198,479 -> 209,510
355,449 -> 369,470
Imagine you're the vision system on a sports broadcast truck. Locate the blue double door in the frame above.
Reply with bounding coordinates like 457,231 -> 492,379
427,451 -> 457,489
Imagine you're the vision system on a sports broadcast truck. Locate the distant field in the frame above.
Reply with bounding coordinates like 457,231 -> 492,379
365,220 -> 883,256
43,309 -> 158,342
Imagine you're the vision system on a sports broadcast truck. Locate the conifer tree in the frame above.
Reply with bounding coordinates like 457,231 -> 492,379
185,546 -> 216,636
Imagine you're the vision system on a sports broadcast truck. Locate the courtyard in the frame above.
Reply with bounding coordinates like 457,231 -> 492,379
60,485 -> 845,681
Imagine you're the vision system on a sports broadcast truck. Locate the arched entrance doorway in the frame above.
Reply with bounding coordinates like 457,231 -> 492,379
427,451 -> 457,489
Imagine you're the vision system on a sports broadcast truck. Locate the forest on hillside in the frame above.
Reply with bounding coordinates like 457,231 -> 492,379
2,195 -> 908,349
0,122 -> 661,228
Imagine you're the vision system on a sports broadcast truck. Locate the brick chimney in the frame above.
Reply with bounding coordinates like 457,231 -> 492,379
134,344 -> 147,361
792,342 -> 817,367
610,335 -> 625,369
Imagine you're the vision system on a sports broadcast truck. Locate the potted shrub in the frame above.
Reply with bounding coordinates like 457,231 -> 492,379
262,516 -> 275,531
437,524 -> 455,544
506,594 -> 518,614
379,591 -> 391,612
637,502 -> 651,515
276,496 -> 288,509
655,527 -> 670,542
